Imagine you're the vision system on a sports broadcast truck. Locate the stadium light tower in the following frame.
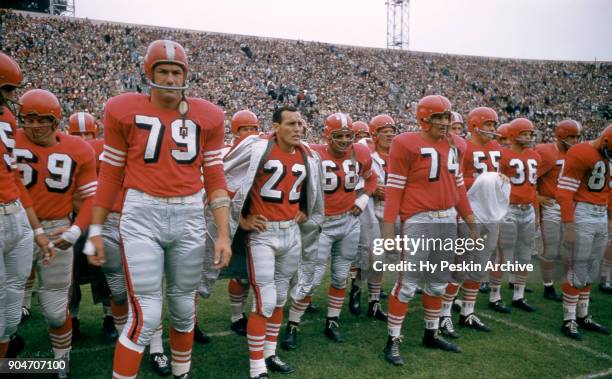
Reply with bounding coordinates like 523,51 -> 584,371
386,0 -> 410,50
50,0 -> 75,16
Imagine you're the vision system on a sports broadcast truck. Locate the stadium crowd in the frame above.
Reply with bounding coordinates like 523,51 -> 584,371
1,9 -> 610,141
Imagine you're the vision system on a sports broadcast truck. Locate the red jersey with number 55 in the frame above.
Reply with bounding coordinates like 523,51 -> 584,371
535,143 -> 565,198
94,93 -> 227,209
499,147 -> 542,205
249,142 -> 306,221
557,142 -> 611,222
14,130 -> 97,230
312,143 -> 377,216
383,132 -> 472,222
462,139 -> 502,190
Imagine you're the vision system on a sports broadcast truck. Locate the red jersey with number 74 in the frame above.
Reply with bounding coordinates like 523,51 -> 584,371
383,132 -> 471,222
94,93 -> 227,209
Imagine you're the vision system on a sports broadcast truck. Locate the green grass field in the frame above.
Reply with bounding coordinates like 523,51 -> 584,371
16,265 -> 612,379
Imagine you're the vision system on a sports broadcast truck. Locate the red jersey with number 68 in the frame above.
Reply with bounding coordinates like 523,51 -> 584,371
499,147 -> 542,205
312,143 -> 377,216
557,142 -> 611,222
462,139 -> 502,190
94,93 -> 227,209
249,142 -> 306,221
535,143 -> 565,198
383,132 -> 472,222
14,130 -> 97,230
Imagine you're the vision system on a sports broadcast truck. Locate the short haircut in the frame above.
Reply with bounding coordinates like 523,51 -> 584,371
272,105 -> 298,124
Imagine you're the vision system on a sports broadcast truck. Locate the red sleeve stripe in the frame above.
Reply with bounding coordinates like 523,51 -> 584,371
558,184 -> 578,192
388,173 -> 407,181
387,177 -> 406,186
204,149 -> 223,156
104,145 -> 127,156
79,181 -> 98,191
559,176 -> 580,184
80,183 -> 97,198
387,183 -> 405,189
204,160 -> 223,167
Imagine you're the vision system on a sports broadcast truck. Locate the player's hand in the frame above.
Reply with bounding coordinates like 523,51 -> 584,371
34,233 -> 56,265
239,214 -> 268,232
537,195 -> 554,207
350,205 -> 363,217
49,225 -> 81,250
85,235 -> 106,266
213,235 -> 232,269
294,211 -> 307,224
374,184 -> 385,200
563,222 -> 575,251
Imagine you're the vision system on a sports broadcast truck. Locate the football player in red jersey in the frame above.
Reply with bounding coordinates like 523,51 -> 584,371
382,95 -> 477,366
489,118 -> 542,314
497,123 -> 511,147
282,112 -> 378,348
348,114 -> 396,319
221,105 -> 324,378
14,89 -> 97,377
556,124 -> 612,340
535,120 -> 581,302
0,53 -> 53,359
449,112 -> 465,137
352,120 -> 371,141
86,40 -> 231,379
440,107 -> 502,338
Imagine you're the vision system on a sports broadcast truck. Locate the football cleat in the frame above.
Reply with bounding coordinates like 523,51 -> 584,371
265,355 -> 295,374
543,285 -> 562,302
479,282 -> 491,294
71,317 -> 81,341
577,315 -> 610,335
20,307 -> 31,325
324,317 -> 345,343
230,314 -> 248,336
599,282 -> 612,294
512,298 -> 536,312
250,373 -> 269,379
281,322 -> 299,350
173,374 -> 189,379
439,316 -> 460,338
102,315 -> 118,343
150,353 -> 172,377
422,329 -> 461,353
367,300 -> 388,321
349,283 -> 361,316
53,354 -> 70,379
383,335 -> 404,366
305,302 -> 318,313
6,334 -> 25,358
459,313 -> 491,332
452,299 -> 462,313
561,319 -> 582,340
193,324 -> 210,344
488,300 -> 511,314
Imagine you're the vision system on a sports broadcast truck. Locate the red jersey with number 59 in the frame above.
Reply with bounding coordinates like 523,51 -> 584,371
312,143 -> 377,216
94,93 -> 227,209
249,142 -> 306,221
499,147 -> 542,205
462,139 -> 502,190
14,130 -> 97,230
557,142 -> 611,222
383,132 -> 471,222
535,143 -> 565,198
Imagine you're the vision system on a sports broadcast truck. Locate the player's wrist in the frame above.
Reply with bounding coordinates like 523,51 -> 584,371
88,224 -> 104,237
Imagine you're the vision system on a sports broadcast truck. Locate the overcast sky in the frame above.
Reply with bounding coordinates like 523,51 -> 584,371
74,0 -> 612,61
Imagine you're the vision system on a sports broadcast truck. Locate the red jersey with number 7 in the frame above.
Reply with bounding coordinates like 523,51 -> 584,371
535,143 -> 565,198
383,132 -> 472,222
94,93 -> 227,209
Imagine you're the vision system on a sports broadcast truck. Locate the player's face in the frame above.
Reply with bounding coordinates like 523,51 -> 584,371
328,130 -> 354,154
0,86 -> 17,103
563,134 -> 580,147
375,126 -> 396,149
499,136 -> 509,146
273,110 -> 303,150
449,123 -> 463,136
71,132 -> 95,141
514,131 -> 533,147
355,131 -> 370,140
236,125 -> 258,140
427,113 -> 451,140
151,63 -> 185,103
22,115 -> 57,146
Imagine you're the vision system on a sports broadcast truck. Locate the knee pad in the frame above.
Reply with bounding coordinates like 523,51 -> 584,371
395,282 -> 416,303
167,294 -> 196,332
424,283 -> 447,297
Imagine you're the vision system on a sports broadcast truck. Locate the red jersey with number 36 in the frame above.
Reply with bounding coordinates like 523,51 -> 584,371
499,147 -> 542,205
94,93 -> 227,209
462,139 -> 502,190
383,132 -> 472,222
312,143 -> 377,216
249,142 -> 306,221
14,130 -> 97,230
557,142 -> 611,222
535,143 -> 565,198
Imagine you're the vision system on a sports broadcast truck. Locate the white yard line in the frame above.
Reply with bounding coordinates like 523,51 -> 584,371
574,367 -> 612,379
